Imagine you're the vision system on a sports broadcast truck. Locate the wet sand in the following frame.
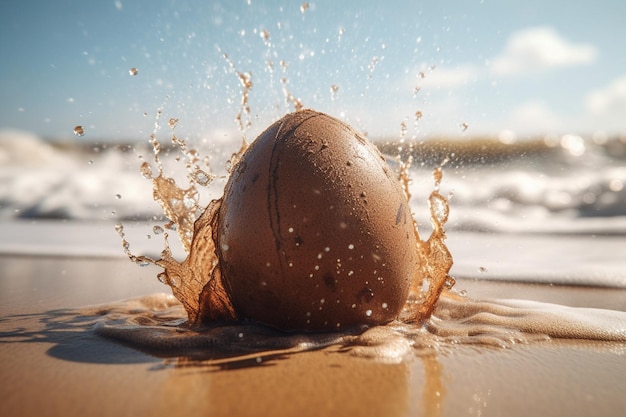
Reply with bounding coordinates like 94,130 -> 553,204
1,254 -> 625,417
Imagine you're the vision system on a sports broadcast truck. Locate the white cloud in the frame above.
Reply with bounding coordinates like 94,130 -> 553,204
490,27 -> 597,76
583,75 -> 626,132
586,75 -> 626,114
506,100 -> 565,133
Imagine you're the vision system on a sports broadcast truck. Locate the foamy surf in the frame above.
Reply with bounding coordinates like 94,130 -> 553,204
2,129 -> 626,236
86,292 -> 626,365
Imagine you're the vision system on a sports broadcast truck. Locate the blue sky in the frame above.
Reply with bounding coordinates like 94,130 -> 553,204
1,0 -> 625,144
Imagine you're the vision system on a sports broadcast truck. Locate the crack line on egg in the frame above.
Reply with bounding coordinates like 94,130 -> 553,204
267,112 -> 319,271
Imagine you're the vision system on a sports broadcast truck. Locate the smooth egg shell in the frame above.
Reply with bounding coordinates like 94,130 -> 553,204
217,110 -> 420,331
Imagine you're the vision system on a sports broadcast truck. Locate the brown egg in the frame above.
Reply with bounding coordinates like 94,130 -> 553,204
216,109 -> 420,331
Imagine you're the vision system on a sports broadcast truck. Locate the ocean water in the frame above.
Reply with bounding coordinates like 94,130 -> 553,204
2,129 -> 625,231
2,127 -> 626,285
386,133 -> 626,236
2,128 -> 626,281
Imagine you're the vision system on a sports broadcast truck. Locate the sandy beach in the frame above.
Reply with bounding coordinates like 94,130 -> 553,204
3,0 -> 626,414
1,243 -> 625,417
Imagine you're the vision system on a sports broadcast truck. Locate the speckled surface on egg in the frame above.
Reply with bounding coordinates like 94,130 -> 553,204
217,109 -> 420,331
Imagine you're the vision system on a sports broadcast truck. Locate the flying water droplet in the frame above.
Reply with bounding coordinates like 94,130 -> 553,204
140,162 -> 153,179
400,120 -> 407,140
429,193 -> 449,226
367,56 -> 380,79
192,169 -> 215,186
260,29 -> 270,45
330,84 -> 339,100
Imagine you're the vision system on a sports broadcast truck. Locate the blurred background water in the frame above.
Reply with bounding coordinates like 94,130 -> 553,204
1,0 -> 625,264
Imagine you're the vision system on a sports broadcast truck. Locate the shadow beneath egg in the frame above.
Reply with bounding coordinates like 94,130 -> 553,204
0,309 -> 160,365
93,319 -> 358,372
0,307 -> 352,371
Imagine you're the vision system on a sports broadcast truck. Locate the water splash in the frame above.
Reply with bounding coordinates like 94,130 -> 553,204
108,114 -> 626,365
280,76 -> 303,111
119,107 -> 455,330
401,162 -> 455,324
109,46 -> 626,364
222,52 -> 253,143
367,56 -> 380,80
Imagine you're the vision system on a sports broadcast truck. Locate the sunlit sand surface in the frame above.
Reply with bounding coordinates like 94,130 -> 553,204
1,241 -> 625,416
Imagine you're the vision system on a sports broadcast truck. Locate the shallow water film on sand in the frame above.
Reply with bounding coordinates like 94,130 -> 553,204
89,290 -> 626,365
